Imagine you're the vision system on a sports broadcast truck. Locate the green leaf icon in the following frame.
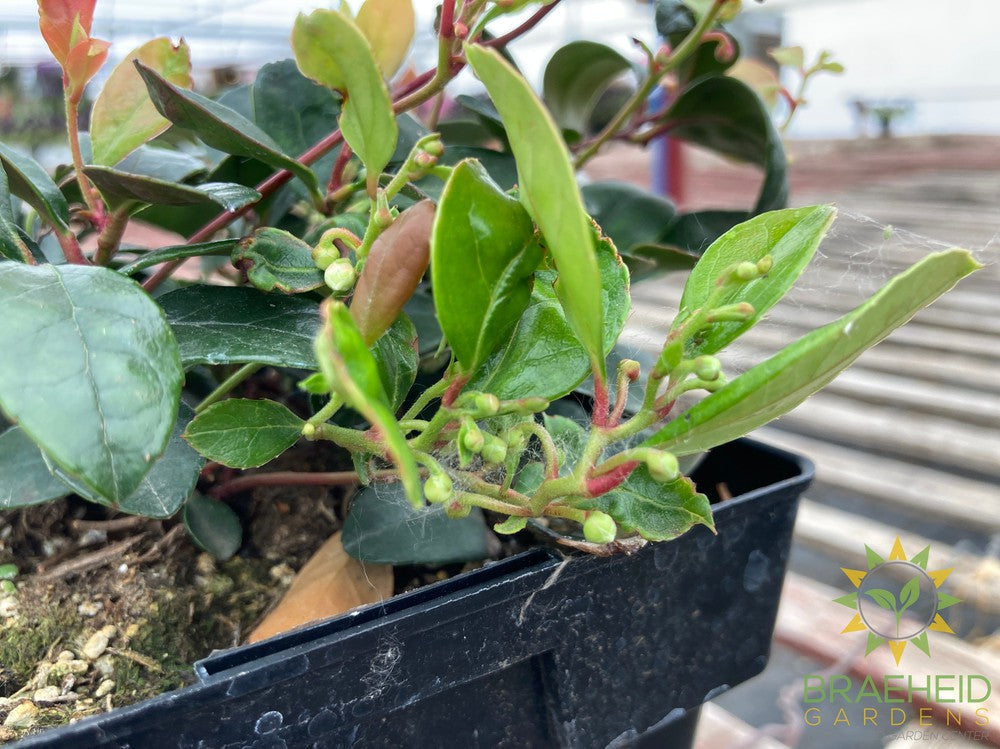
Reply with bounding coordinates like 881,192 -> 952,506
898,576 -> 921,613
865,588 -> 898,612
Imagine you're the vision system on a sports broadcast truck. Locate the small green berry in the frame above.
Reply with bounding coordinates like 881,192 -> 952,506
324,258 -> 357,294
422,138 -> 444,157
756,255 -> 773,274
647,451 -> 680,483
312,243 -> 341,271
583,512 -> 617,544
424,473 -> 453,503
734,261 -> 759,281
481,435 -> 507,465
692,355 -> 722,382
474,393 -> 500,416
461,423 -> 485,453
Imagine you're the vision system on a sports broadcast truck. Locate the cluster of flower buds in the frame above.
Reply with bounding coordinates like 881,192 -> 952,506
312,227 -> 361,295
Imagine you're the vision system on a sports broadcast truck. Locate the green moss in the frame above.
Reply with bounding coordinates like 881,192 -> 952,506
0,614 -> 80,695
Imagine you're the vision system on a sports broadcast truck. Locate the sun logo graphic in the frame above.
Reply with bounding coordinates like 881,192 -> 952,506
834,537 -> 961,665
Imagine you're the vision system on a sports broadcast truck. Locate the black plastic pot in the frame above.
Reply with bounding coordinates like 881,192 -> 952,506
15,438 -> 812,749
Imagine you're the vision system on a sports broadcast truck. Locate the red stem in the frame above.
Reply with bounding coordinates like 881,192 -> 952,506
327,142 -> 354,194
440,0 -> 456,40
585,462 -> 639,496
211,468 -> 401,500
592,376 -> 610,428
483,1 -> 562,48
442,375 -> 470,408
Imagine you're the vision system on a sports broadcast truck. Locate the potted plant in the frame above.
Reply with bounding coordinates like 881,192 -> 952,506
0,0 -> 980,746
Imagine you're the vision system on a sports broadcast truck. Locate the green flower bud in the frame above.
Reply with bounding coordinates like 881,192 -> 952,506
756,255 -> 773,274
734,261 -> 759,281
460,421 -> 485,453
618,359 -> 641,381
414,151 -> 437,169
312,243 -> 341,271
324,258 -> 357,294
424,473 -> 453,504
583,511 -> 617,544
421,138 -> 444,157
474,393 -> 501,416
481,435 -> 507,465
647,451 -> 680,483
692,355 -> 722,382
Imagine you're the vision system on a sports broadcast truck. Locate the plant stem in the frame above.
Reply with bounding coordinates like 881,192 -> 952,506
211,468 -> 400,499
457,492 -> 532,517
64,95 -> 103,225
55,231 -> 88,265
573,0 -> 725,169
94,205 -> 132,265
482,1 -> 562,49
310,422 -> 382,453
307,395 -> 344,426
518,421 -> 560,479
401,378 -> 449,421
195,363 -> 263,414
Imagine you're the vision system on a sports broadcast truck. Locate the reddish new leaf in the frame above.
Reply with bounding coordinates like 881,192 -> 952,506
38,0 -> 97,65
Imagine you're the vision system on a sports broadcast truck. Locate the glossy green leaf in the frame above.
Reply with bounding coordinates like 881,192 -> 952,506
355,0 -> 415,79
0,427 -> 68,509
468,229 -> 629,400
452,95 -> 509,147
416,146 -> 517,202
372,313 -> 418,411
431,159 -> 542,374
643,249 -> 982,455
543,41 -> 633,137
315,301 -> 421,506
160,286 -> 320,369
53,402 -> 204,518
342,482 -> 489,565
0,263 -> 183,503
184,399 -> 303,468
231,227 -> 324,294
466,44 -> 606,380
183,492 -> 242,561
250,59 -> 342,192
91,38 -> 193,166
678,205 -> 836,356
117,239 -> 238,277
136,63 -> 321,199
292,9 -> 398,178
0,142 -> 70,232
664,76 -> 787,216
84,166 -> 259,213
583,182 -> 677,255
0,164 -> 32,262
113,144 -> 208,184
579,467 -> 714,542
